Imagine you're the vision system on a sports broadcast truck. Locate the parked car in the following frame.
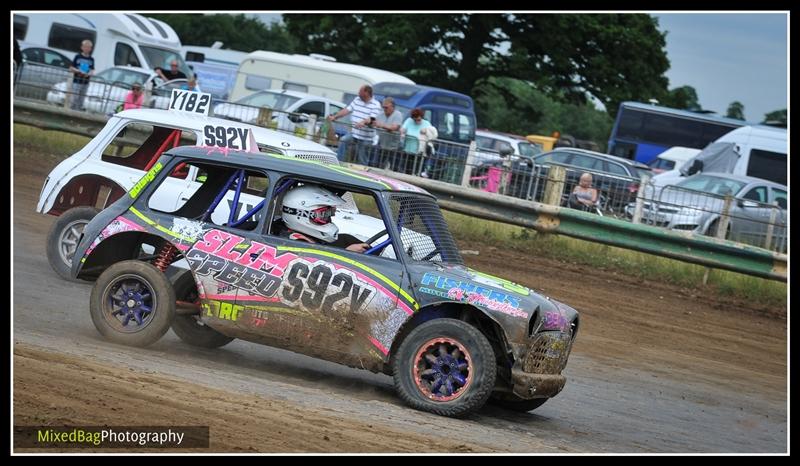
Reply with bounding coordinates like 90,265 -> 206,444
473,129 -> 542,165
70,144 -> 580,417
475,148 -> 652,210
46,65 -> 186,114
36,107 -> 339,280
626,173 -> 787,251
211,89 -> 348,134
15,43 -> 72,100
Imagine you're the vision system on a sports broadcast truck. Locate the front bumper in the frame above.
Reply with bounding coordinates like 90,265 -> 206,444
511,370 -> 566,399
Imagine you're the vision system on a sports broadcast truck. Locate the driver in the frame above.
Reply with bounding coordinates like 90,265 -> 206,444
280,184 -> 372,253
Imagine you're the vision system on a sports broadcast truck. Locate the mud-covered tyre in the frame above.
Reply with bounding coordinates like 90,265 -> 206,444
46,206 -> 100,280
170,271 -> 234,348
489,393 -> 548,412
392,318 -> 496,417
90,260 -> 175,347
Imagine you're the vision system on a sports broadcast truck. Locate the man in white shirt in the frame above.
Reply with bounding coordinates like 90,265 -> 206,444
327,85 -> 382,165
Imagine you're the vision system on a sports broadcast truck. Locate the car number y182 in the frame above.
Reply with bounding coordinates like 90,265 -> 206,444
169,89 -> 211,115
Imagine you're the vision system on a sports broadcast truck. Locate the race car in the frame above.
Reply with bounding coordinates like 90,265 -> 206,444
70,144 -> 580,417
36,93 -> 340,280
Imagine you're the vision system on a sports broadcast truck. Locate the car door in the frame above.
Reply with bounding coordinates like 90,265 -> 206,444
731,185 -> 771,245
239,183 -> 407,364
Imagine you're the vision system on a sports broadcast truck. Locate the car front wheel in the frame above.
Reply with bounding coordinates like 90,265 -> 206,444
392,318 -> 496,417
90,260 -> 175,347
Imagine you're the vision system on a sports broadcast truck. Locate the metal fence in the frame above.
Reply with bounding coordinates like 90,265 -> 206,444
13,72 -> 787,254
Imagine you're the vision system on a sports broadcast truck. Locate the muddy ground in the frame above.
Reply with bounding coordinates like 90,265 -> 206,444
12,140 -> 787,453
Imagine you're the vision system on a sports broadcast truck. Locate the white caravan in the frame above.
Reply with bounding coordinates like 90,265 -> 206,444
14,12 -> 190,78
230,51 -> 414,103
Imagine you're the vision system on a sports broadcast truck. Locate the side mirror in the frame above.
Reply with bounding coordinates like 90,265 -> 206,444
739,199 -> 759,208
499,147 -> 514,158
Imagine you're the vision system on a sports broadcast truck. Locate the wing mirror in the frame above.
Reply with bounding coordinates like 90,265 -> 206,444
738,199 -> 759,208
499,147 -> 514,158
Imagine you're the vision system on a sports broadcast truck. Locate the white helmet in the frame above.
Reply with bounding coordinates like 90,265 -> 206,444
281,185 -> 345,243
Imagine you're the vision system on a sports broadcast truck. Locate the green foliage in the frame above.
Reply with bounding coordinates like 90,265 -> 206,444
725,101 -> 745,120
149,14 -> 298,53
284,13 -> 670,115
473,77 -> 613,150
660,85 -> 702,111
762,108 -> 787,127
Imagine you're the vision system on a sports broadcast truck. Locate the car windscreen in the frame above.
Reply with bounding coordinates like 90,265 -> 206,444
95,68 -> 149,86
517,142 -> 540,157
140,46 -> 191,77
386,193 -> 462,265
676,175 -> 747,196
239,92 -> 300,110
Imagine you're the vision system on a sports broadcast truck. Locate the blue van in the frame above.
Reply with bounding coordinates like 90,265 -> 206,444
373,82 -> 477,182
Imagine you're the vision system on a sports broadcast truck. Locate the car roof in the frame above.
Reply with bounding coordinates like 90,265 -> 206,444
691,172 -> 787,188
245,89 -> 345,106
542,148 -> 651,169
162,146 -> 432,195
475,130 -> 529,143
113,108 -> 337,156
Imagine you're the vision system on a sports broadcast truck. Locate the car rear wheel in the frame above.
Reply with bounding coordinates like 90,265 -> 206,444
170,271 -> 234,348
392,318 -> 496,417
90,260 -> 175,347
46,206 -> 100,280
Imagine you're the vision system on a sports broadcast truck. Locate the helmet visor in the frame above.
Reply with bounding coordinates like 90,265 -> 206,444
309,205 -> 335,225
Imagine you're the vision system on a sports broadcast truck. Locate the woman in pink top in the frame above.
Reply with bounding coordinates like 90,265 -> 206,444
123,83 -> 144,110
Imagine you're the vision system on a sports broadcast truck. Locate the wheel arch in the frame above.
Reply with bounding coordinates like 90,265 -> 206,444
386,302 -> 512,375
77,231 -> 174,281
46,174 -> 126,216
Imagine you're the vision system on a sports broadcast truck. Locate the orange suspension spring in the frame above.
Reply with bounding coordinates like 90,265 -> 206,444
152,243 -> 178,272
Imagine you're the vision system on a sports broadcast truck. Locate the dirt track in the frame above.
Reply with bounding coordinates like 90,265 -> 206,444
12,137 -> 787,453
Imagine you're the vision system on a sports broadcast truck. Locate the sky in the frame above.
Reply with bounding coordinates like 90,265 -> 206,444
251,12 -> 787,122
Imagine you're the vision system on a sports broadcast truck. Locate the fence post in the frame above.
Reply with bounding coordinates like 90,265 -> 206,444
764,201 -> 779,251
460,140 -> 477,187
256,107 -> 272,128
64,75 -> 73,109
632,173 -> 651,224
304,114 -> 317,141
543,165 -> 566,206
716,194 -> 734,240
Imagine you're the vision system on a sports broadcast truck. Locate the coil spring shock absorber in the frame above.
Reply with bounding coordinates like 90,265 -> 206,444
152,243 -> 179,273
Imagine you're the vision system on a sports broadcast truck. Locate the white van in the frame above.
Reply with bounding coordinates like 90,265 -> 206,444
13,13 -> 190,78
647,146 -> 701,174
651,125 -> 787,189
230,51 -> 414,103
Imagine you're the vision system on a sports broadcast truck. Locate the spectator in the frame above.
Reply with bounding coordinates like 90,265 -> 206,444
68,39 -> 95,111
181,75 -> 201,92
568,172 -> 599,210
122,82 -> 145,110
370,97 -> 403,167
327,84 -> 381,165
155,59 -> 187,82
417,125 -> 439,178
398,108 -> 432,174
279,184 -> 371,253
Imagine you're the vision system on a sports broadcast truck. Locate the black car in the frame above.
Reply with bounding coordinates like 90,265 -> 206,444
476,148 -> 652,211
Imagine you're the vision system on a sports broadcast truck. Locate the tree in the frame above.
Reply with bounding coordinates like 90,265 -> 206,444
283,14 -> 670,116
762,108 -> 787,127
660,85 -> 702,112
725,101 -> 745,120
149,14 -> 298,53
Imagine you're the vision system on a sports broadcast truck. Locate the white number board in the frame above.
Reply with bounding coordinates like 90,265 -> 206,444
203,125 -> 258,153
168,89 -> 212,115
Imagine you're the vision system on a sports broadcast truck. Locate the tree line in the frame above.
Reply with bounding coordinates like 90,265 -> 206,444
151,13 -> 787,146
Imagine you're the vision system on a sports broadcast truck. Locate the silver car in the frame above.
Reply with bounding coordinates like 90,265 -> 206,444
627,173 -> 787,251
14,45 -> 72,101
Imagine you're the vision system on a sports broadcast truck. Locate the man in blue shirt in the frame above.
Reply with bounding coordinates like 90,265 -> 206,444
69,39 -> 95,111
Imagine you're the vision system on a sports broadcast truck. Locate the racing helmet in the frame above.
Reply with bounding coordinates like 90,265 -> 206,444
281,185 -> 345,243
